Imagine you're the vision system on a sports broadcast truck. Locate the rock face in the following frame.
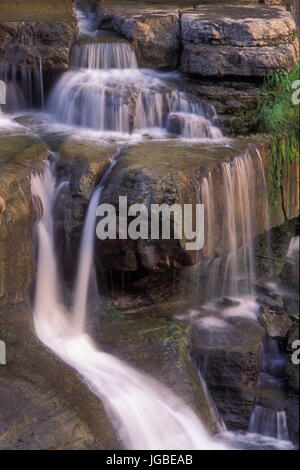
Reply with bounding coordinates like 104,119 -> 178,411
0,134 -> 50,307
0,303 -> 118,450
96,135 -> 299,274
190,313 -> 265,430
96,298 -> 221,435
181,5 -> 298,76
0,0 -> 76,107
286,318 -> 299,445
97,2 -> 180,69
55,138 -> 119,281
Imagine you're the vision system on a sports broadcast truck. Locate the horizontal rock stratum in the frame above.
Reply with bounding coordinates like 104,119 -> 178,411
96,2 -> 298,76
0,0 -> 76,72
180,4 -> 299,76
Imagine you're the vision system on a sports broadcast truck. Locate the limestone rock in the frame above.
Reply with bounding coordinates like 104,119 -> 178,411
0,134 -> 50,306
0,303 -> 118,449
180,5 -> 298,77
0,1 -> 76,76
98,2 -> 180,69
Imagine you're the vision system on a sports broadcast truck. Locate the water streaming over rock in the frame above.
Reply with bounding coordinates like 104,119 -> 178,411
248,338 -> 289,441
70,42 -> 138,70
190,148 -> 270,301
47,16 -> 223,139
31,159 -> 227,450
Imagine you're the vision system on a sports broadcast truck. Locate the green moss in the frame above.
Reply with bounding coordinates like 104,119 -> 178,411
252,62 -> 300,213
268,132 -> 299,213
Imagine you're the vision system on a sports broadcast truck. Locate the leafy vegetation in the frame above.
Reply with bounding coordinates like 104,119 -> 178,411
256,61 -> 300,137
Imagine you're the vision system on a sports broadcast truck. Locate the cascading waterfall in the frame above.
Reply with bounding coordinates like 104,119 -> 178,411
47,14 -> 223,139
248,338 -> 289,441
195,149 -> 270,301
70,42 -> 138,70
31,159 -> 227,450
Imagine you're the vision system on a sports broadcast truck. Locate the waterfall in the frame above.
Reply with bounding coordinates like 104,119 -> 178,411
248,338 -> 289,441
0,61 -> 45,111
31,160 -> 227,450
47,19 -> 224,139
70,43 -> 138,70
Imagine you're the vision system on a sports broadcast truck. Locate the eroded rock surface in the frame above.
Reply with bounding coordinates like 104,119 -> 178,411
180,5 -> 299,76
0,134 -> 50,306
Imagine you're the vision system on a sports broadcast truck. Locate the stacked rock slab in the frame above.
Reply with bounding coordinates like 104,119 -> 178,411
180,4 -> 299,76
0,0 -> 76,73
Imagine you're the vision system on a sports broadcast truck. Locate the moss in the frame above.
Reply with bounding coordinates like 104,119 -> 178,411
268,132 -> 299,214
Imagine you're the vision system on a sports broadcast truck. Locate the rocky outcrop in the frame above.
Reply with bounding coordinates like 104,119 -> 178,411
0,0 -> 76,108
97,2 -> 180,69
54,138 -> 119,280
180,4 -> 299,76
190,312 -> 265,430
0,134 -> 50,307
96,298 -> 221,435
96,135 -> 299,273
0,302 -> 118,449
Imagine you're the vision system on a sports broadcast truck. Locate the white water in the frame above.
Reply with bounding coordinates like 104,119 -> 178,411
31,161 -> 226,450
70,42 -> 138,70
248,338 -> 289,441
47,12 -> 224,140
194,149 -> 271,301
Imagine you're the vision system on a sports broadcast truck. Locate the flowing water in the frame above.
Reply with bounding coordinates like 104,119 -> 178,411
1,4 -> 292,450
248,338 -> 289,441
31,160 -> 226,450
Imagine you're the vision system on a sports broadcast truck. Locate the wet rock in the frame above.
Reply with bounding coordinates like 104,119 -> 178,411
259,308 -> 293,339
216,298 -> 240,309
0,302 -> 118,449
55,138 -> 119,280
98,1 -> 180,69
191,315 -> 265,430
97,135 -> 299,274
0,134 -> 50,306
281,236 -> 299,289
285,317 -> 299,445
95,298 -> 220,435
181,5 -> 298,77
0,1 -> 76,73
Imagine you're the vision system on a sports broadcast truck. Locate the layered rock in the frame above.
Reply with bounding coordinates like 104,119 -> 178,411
0,1 -> 76,71
180,4 -> 299,76
0,0 -> 76,107
0,134 -> 50,306
190,312 -> 265,430
96,298 -> 221,435
96,135 -> 299,273
97,1 -> 181,69
55,138 -> 119,280
0,302 -> 118,449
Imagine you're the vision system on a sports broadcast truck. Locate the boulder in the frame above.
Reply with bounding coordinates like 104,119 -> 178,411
96,298 -> 221,435
259,308 -> 293,339
97,1 -> 180,69
180,4 -> 299,76
96,135 -> 299,273
190,314 -> 265,430
0,1 -> 76,72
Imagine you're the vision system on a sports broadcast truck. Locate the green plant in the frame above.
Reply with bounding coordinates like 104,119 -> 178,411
256,61 -> 300,136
